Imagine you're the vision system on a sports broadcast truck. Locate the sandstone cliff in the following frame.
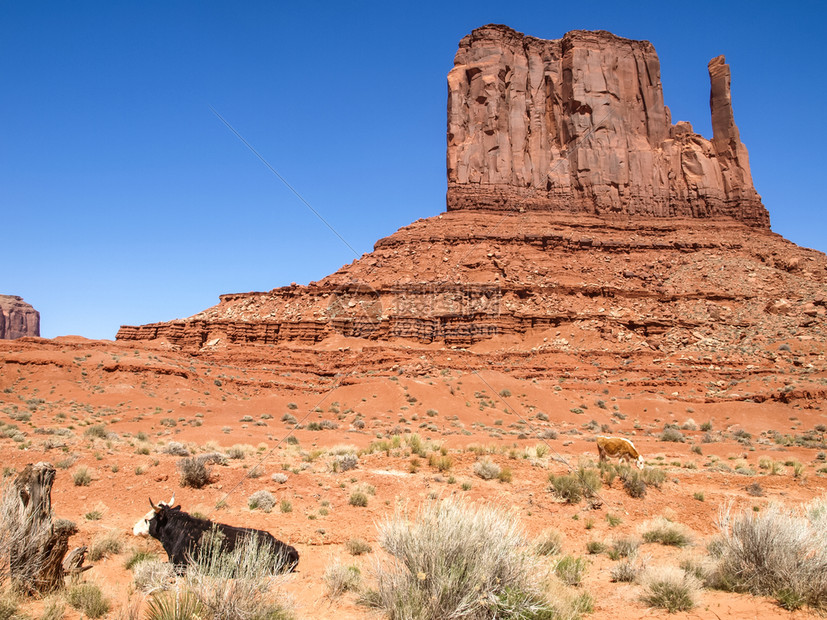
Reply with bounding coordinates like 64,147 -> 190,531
0,295 -> 40,340
446,25 -> 767,227
117,25 -> 825,361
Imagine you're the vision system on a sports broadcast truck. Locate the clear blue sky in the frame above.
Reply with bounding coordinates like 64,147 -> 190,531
2,1 -> 825,339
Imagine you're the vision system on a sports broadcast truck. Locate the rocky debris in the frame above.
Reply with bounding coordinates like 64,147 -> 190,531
0,295 -> 40,339
446,25 -> 767,227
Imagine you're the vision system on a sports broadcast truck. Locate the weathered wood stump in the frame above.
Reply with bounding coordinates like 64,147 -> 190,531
3,462 -> 89,593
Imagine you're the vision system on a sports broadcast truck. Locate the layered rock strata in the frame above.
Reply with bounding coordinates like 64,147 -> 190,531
0,295 -> 40,340
118,25 -> 825,358
446,25 -> 767,227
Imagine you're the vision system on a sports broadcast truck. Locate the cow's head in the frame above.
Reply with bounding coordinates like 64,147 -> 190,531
636,455 -> 645,470
132,494 -> 175,537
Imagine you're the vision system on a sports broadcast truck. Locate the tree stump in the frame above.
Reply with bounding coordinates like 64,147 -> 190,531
4,462 -> 89,593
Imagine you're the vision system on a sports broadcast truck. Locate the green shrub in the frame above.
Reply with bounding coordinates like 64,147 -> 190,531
125,549 -> 157,570
349,491 -> 368,507
586,540 -> 606,554
65,583 -> 111,618
611,552 -> 648,583
608,537 -> 640,560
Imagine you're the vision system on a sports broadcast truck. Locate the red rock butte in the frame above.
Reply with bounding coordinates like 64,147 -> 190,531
118,25 -> 826,363
0,295 -> 40,340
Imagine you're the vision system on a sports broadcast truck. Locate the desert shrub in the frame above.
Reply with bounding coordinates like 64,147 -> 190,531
555,555 -> 587,586
641,517 -> 692,547
84,424 -> 108,439
178,457 -> 211,489
608,537 -> 640,560
184,529 -> 294,619
0,594 -> 18,620
640,466 -> 666,488
332,453 -> 358,473
279,499 -> 292,513
621,470 -> 647,498
373,498 -> 565,619
345,538 -> 372,556
145,588 -> 206,620
428,454 -> 453,473
586,541 -> 606,554
87,529 -> 123,561
162,441 -> 190,456
611,552 -> 649,583
271,473 -> 288,484
248,490 -> 276,512
659,428 -> 684,443
227,444 -> 253,460
65,583 -> 111,618
711,498 -> 827,610
324,560 -> 361,597
639,566 -> 700,612
349,492 -> 368,507
535,528 -> 563,556
72,466 -> 92,486
549,466 -> 601,504
132,558 -> 176,593
473,458 -> 501,480
745,481 -> 764,497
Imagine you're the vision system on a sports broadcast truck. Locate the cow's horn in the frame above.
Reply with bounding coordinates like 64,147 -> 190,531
149,497 -> 159,510
168,492 -> 175,506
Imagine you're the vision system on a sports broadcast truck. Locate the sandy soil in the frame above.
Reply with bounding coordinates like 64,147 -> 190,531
1,335 -> 826,619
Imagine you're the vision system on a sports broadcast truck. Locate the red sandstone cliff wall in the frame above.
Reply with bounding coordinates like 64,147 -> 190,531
446,25 -> 768,227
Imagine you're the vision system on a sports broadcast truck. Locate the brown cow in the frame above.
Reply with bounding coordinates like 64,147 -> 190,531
596,436 -> 644,469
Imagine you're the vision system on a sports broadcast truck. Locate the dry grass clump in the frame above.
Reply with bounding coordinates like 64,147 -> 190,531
64,582 -> 111,618
144,588 -> 206,620
87,529 -> 123,561
710,497 -> 827,610
371,498 -> 579,619
639,565 -> 700,612
640,517 -> 692,547
610,552 -> 649,583
132,558 -> 176,594
549,466 -> 601,504
323,559 -> 361,597
345,538 -> 372,556
535,528 -> 563,556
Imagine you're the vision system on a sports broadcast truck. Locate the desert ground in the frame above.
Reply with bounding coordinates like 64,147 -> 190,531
1,333 -> 826,619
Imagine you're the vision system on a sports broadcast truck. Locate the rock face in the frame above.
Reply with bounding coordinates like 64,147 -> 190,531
117,25 -> 825,359
446,25 -> 767,227
0,295 -> 40,340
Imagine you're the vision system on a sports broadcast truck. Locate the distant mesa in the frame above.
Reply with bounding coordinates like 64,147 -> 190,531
117,25 -> 825,350
0,295 -> 40,340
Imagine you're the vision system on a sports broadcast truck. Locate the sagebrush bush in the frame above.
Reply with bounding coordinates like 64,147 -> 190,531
373,498 -> 569,619
72,466 -> 92,486
248,490 -> 276,512
473,458 -> 501,480
550,466 -> 601,504
639,566 -> 700,612
711,498 -> 827,610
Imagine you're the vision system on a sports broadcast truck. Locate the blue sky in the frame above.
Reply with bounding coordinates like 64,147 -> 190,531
2,1 -> 825,339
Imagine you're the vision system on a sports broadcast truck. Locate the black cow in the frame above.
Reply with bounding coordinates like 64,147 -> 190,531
133,498 -> 299,573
